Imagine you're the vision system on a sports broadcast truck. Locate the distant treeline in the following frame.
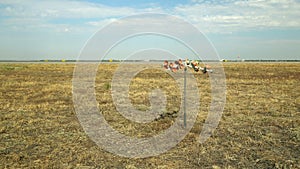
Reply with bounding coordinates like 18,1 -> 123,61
224,60 -> 300,62
0,59 -> 299,62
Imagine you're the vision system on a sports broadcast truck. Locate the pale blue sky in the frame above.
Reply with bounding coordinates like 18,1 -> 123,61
0,0 -> 299,60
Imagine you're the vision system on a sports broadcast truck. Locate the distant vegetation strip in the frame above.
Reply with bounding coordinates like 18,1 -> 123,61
0,59 -> 299,62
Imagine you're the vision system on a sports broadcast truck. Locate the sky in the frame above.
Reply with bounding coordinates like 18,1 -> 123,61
0,0 -> 299,60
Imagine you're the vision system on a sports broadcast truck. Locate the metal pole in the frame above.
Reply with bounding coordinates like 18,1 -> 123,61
184,67 -> 187,128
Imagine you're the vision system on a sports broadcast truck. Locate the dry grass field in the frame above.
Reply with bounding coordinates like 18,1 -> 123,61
0,62 -> 299,168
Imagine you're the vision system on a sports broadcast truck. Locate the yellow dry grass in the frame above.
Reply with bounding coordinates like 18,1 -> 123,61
0,63 -> 299,168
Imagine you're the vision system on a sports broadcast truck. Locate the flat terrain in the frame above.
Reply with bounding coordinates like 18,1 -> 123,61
0,63 -> 299,168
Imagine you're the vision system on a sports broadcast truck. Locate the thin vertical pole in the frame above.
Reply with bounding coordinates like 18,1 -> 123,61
184,67 -> 187,128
